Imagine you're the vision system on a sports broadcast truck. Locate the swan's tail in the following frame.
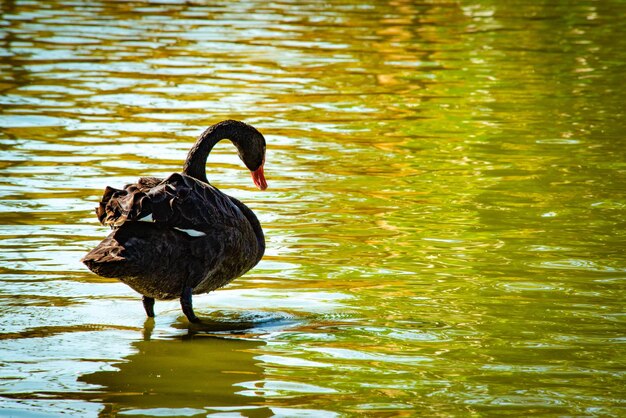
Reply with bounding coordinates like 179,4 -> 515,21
81,229 -> 127,278
81,223 -> 192,299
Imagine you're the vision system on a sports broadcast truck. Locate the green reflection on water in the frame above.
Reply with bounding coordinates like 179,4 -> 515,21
79,330 -> 270,417
1,0 -> 625,416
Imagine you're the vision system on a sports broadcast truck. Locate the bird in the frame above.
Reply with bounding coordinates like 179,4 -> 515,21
82,120 -> 267,323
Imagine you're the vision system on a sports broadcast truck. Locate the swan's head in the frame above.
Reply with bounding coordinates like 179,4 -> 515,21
233,122 -> 267,191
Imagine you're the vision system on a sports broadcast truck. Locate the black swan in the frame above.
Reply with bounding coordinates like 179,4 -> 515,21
82,120 -> 267,323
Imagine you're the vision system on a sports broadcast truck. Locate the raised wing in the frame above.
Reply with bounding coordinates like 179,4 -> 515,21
96,173 -> 244,232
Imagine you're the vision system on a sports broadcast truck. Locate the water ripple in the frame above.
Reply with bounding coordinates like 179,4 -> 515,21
1,0 -> 625,416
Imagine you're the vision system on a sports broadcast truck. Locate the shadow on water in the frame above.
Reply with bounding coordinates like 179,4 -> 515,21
78,318 -> 278,417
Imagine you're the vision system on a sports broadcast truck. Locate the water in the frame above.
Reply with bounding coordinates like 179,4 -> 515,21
1,0 -> 625,416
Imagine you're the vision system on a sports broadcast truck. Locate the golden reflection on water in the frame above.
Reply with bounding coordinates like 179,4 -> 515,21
1,0 -> 626,416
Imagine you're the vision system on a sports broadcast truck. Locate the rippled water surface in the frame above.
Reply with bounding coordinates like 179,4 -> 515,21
1,0 -> 626,416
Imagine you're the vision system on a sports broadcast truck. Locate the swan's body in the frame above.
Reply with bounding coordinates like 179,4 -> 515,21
82,120 -> 267,323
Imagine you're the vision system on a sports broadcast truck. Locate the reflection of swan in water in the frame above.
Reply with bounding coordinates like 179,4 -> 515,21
79,321 -> 272,417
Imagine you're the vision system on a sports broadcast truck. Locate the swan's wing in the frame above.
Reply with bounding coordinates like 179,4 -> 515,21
96,176 -> 162,227
133,176 -> 162,191
96,173 -> 244,233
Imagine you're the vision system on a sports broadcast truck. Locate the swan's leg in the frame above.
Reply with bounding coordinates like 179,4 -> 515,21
181,286 -> 200,323
142,296 -> 155,317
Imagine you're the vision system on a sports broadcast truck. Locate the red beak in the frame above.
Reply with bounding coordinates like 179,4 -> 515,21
251,164 -> 267,190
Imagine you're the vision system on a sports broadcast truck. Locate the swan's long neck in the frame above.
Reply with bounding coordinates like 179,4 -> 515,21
183,122 -> 238,183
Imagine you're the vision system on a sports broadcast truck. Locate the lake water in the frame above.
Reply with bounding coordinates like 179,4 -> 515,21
1,1 -> 625,416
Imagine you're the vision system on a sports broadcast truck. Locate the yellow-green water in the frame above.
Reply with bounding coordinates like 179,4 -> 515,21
1,1 -> 625,416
